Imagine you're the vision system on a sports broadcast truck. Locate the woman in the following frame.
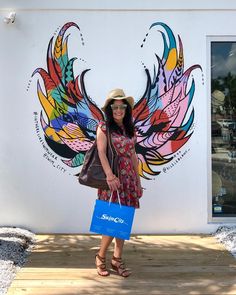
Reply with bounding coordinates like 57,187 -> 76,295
95,88 -> 143,277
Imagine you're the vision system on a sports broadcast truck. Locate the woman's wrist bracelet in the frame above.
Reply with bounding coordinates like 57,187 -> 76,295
106,175 -> 116,182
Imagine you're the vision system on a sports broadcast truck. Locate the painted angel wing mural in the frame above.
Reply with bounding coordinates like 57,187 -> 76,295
33,22 -> 201,179
33,22 -> 104,168
133,22 -> 201,178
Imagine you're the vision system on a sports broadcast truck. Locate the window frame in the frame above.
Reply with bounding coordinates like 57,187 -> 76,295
207,35 -> 236,223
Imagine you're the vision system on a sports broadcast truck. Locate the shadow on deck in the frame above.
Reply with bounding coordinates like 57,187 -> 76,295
7,234 -> 236,295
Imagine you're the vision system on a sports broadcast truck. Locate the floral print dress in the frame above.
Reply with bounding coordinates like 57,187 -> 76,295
97,121 -> 141,209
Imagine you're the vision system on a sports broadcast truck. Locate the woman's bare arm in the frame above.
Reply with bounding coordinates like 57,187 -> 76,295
131,152 -> 143,197
131,153 -> 141,185
97,126 -> 120,191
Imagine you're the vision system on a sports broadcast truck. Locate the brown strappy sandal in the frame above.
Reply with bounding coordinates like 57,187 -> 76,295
95,253 -> 110,276
111,256 -> 131,277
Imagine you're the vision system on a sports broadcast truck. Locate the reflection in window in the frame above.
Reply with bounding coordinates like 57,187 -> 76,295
211,41 -> 236,217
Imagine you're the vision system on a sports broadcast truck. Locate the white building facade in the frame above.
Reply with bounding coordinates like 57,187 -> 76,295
0,0 -> 236,233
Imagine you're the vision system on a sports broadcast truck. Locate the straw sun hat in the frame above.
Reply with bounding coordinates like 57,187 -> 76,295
101,88 -> 134,112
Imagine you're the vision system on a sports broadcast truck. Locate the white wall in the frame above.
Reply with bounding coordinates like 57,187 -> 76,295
1,0 -> 236,233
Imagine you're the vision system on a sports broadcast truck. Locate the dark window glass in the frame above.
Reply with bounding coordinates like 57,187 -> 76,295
211,42 -> 236,217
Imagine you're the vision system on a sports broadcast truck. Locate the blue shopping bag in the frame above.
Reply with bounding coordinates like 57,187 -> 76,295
90,199 -> 135,240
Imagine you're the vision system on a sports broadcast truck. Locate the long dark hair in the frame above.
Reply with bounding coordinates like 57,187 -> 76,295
104,99 -> 135,138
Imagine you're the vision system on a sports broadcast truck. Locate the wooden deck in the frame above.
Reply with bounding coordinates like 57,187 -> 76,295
8,235 -> 236,295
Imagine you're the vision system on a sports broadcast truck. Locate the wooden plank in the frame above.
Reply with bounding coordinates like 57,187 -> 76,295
9,290 -> 236,295
10,273 -> 236,286
7,235 -> 236,295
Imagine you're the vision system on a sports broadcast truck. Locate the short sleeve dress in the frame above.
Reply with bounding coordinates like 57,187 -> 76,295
97,121 -> 141,209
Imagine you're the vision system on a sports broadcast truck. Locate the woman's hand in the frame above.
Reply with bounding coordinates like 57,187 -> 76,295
106,175 -> 120,191
131,152 -> 143,198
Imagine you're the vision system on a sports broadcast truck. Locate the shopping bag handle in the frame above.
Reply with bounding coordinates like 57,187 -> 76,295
109,190 -> 121,207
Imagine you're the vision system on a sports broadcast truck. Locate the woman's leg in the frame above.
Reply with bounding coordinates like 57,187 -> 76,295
98,235 -> 114,257
112,238 -> 131,277
95,235 -> 113,276
113,238 -> 125,258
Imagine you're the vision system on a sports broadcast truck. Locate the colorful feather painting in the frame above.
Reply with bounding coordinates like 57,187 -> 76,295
33,22 -> 202,179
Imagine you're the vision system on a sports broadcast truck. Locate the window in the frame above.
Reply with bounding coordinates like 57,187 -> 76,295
210,38 -> 236,220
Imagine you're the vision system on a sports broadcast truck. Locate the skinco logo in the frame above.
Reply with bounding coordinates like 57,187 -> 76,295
97,214 -> 128,225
